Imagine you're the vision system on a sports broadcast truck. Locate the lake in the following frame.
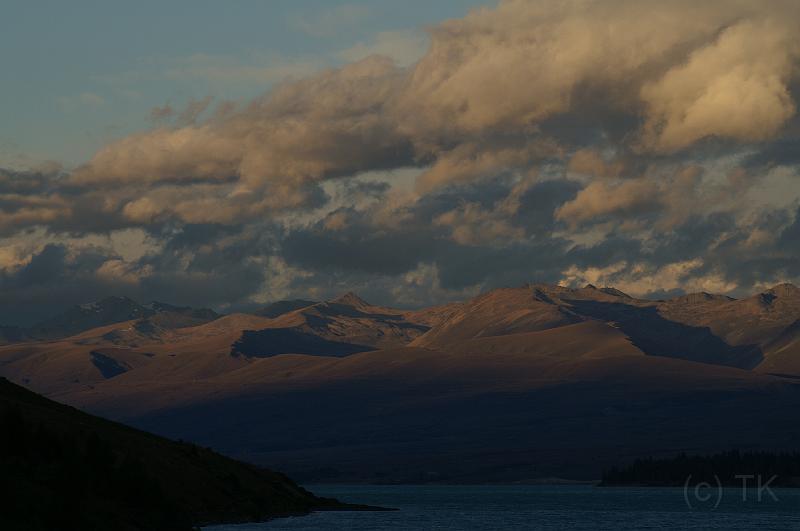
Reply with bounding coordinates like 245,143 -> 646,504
205,484 -> 800,530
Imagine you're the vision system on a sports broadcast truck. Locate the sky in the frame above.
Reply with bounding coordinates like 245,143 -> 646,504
1,0 -> 800,324
0,0 -> 487,167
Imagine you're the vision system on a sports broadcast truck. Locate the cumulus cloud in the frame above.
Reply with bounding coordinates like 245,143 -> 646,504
397,0 -> 797,144
434,201 -> 526,247
641,18 -> 799,152
65,0 -> 800,217
0,168 -> 72,236
553,164 -> 762,232
71,56 -> 411,216
555,179 -> 660,228
567,149 -> 630,179
414,139 -> 560,193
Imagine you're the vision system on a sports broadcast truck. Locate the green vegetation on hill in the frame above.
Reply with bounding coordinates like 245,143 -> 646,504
602,451 -> 800,487
0,377 -> 358,531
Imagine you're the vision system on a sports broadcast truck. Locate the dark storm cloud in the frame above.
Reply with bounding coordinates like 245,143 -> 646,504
0,168 -> 59,194
742,111 -> 800,169
0,244 -> 123,325
131,223 -> 282,310
282,211 -> 441,276
0,223 -> 285,325
647,213 -> 738,266
743,137 -> 800,169
0,168 -> 71,237
433,239 -> 571,290
282,177 -> 576,292
513,179 -> 582,237
682,210 -> 800,291
778,207 -> 800,247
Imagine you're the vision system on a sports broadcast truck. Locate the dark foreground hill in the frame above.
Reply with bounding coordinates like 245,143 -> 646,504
0,377 -> 371,531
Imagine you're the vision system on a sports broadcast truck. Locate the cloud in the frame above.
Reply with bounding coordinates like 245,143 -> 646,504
401,1 -> 753,141
743,134 -> 800,169
280,176 -> 578,292
0,168 -> 73,236
553,164 -> 754,231
3,0 -> 800,318
434,201 -> 526,247
0,223 -> 281,325
65,0 -> 800,217
432,175 -> 541,246
560,259 -> 738,297
639,18 -> 799,152
567,149 -> 630,179
555,178 -> 660,228
414,138 -> 560,193
71,56 -> 411,218
0,243 -> 125,324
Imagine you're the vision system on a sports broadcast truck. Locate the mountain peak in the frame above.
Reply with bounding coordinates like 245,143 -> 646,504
330,292 -> 370,307
766,283 -> 800,298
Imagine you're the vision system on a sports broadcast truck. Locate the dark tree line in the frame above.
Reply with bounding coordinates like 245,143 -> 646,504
602,450 -> 800,487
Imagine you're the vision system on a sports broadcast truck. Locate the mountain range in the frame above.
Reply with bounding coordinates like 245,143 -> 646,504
0,296 -> 221,345
1,283 -> 800,482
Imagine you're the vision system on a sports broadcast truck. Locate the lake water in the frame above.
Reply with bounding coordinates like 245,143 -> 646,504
206,484 -> 800,530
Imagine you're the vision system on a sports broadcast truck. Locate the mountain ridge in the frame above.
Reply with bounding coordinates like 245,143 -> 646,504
0,296 -> 222,345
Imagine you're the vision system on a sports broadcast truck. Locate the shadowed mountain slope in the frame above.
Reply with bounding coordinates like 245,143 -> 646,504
253,292 -> 440,350
232,328 -> 375,358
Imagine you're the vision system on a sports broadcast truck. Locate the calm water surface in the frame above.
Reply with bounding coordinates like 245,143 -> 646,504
205,484 -> 800,530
